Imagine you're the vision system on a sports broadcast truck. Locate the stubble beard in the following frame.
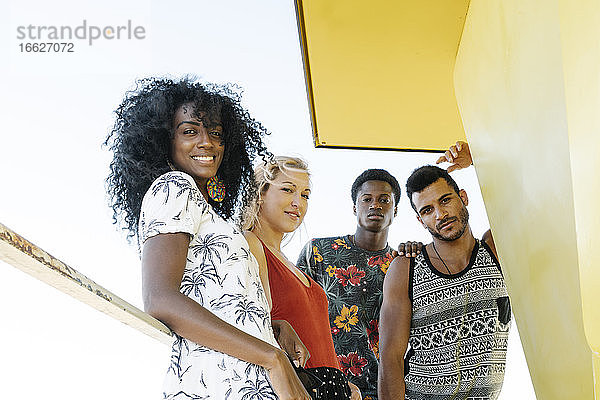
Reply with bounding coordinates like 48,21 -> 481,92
429,205 -> 469,242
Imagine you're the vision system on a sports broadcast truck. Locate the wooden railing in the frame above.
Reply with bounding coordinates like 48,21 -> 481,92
0,222 -> 172,345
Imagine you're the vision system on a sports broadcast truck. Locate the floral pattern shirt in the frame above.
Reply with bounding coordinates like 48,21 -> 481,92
140,171 -> 279,400
297,235 -> 394,400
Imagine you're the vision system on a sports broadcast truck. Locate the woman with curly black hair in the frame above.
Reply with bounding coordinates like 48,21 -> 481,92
105,78 -> 310,400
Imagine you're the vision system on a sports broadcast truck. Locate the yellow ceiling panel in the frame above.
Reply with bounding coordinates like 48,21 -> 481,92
295,0 -> 469,151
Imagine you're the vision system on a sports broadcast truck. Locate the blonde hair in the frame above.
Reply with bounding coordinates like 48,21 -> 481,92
242,156 -> 310,231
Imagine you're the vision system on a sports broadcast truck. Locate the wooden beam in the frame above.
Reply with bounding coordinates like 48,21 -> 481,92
0,222 -> 172,345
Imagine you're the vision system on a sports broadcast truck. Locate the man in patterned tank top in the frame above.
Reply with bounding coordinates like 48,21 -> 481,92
379,142 -> 511,400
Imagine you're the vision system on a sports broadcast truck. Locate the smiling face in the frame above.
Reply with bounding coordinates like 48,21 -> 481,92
257,169 -> 311,234
170,103 -> 225,190
412,178 -> 470,241
353,180 -> 397,233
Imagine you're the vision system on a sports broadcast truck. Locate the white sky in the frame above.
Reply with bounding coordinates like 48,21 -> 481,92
0,1 -> 535,399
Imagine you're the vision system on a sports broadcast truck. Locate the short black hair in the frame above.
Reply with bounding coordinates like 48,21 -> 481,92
351,169 -> 401,206
406,165 -> 460,211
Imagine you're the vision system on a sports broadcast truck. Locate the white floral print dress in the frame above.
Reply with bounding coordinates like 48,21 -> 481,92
139,171 -> 279,400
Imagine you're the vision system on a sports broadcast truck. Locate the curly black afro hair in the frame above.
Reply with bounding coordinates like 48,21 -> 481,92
104,77 -> 270,241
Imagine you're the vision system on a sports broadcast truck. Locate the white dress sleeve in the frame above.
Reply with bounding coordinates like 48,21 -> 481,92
138,171 -> 209,243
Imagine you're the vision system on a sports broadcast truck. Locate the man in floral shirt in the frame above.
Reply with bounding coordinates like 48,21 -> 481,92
297,169 -> 400,400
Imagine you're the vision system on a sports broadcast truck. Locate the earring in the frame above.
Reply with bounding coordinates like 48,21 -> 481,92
207,176 -> 226,202
167,158 -> 177,171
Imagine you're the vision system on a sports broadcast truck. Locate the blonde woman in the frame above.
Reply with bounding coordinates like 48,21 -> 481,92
243,156 -> 361,400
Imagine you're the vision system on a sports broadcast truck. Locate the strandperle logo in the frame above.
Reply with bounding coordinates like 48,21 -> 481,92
16,20 -> 146,45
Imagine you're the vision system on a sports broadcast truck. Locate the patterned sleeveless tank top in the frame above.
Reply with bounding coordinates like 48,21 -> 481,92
405,240 -> 511,400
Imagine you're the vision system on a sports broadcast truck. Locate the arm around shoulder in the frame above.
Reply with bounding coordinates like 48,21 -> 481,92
378,256 -> 412,400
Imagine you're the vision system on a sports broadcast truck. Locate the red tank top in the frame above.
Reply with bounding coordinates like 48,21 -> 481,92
262,243 -> 340,369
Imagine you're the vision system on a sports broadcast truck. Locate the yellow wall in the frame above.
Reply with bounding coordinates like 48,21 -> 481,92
557,4 -> 600,392
454,0 -> 598,398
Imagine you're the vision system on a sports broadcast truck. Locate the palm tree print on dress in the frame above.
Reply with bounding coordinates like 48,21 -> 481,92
223,245 -> 251,265
239,364 -> 278,400
190,344 -> 211,356
150,172 -> 213,224
234,298 -> 270,330
239,378 -> 278,400
236,275 -> 248,290
169,334 -> 192,381
152,173 -> 203,205
252,279 -> 266,303
191,233 -> 231,266
228,369 -> 243,384
210,294 -> 270,331
180,262 -> 221,304
139,217 -> 167,241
